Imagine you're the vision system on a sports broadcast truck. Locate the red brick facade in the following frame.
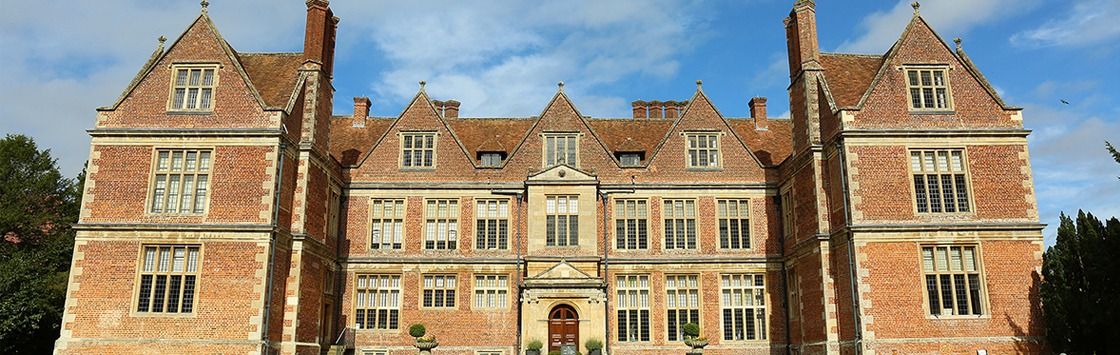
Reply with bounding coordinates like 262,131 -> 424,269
56,1 -> 1044,355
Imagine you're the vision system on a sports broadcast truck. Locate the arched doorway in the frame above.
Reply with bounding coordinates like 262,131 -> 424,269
548,304 -> 579,352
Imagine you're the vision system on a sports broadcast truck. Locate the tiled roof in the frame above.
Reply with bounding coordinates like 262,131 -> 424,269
728,118 -> 793,166
820,53 -> 883,108
329,116 -> 394,166
447,118 -> 536,159
239,52 -> 303,108
587,119 -> 674,157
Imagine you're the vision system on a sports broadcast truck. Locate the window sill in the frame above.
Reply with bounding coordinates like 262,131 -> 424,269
686,167 -> 723,172
908,110 -> 956,115
130,311 -> 198,318
166,110 -> 214,115
927,314 -> 990,320
400,167 -> 436,172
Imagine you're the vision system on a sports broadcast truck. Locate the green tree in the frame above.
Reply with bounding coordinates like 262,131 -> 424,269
1107,141 -> 1120,180
1040,211 -> 1120,354
0,134 -> 82,354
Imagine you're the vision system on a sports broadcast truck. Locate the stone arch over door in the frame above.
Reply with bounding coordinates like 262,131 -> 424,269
548,304 -> 579,352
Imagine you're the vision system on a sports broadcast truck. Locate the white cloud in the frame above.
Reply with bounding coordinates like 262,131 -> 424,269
837,0 -> 1035,53
1011,0 -> 1120,48
329,0 -> 704,118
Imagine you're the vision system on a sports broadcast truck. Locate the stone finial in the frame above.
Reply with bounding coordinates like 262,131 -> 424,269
954,37 -> 962,51
201,0 -> 209,12
419,80 -> 426,90
911,1 -> 920,14
158,35 -> 167,45
558,81 -> 565,91
696,80 -> 703,89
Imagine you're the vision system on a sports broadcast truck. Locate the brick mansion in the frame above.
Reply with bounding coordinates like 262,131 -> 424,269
55,0 -> 1045,354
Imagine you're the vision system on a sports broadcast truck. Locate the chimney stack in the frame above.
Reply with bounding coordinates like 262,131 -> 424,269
785,0 -> 820,78
665,101 -> 680,118
648,101 -> 664,119
749,97 -> 768,130
444,100 -> 460,119
632,101 -> 648,119
353,97 -> 370,119
303,0 -> 338,76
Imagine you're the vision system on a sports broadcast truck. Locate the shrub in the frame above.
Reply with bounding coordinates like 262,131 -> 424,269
527,339 -> 544,350
585,338 -> 603,350
682,322 -> 701,338
408,323 -> 426,338
548,351 -> 561,355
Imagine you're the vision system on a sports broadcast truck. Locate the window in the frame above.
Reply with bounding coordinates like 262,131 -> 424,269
922,245 -> 984,316
355,274 -> 400,330
401,132 -> 436,168
786,269 -> 800,322
616,275 -> 650,342
328,189 -> 341,240
475,199 -> 509,250
617,153 -> 643,167
780,190 -> 794,238
149,149 -> 211,214
910,149 -> 971,213
476,352 -> 503,355
906,67 -> 952,110
546,195 -> 579,246
168,65 -> 217,111
474,274 -> 509,309
666,274 -> 700,341
424,199 -> 459,250
136,245 -> 200,313
721,274 -> 766,341
718,199 -> 751,249
370,199 -> 404,250
479,152 -> 504,167
544,133 -> 578,167
663,199 -> 697,249
614,199 -> 648,250
686,132 -> 720,168
422,275 -> 457,308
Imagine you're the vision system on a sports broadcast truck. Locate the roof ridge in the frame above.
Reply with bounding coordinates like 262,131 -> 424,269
820,52 -> 882,58
239,52 -> 302,56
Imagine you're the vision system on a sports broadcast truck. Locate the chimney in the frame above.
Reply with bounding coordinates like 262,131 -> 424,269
303,0 -> 339,76
665,101 -> 680,118
785,0 -> 820,77
632,101 -> 648,119
444,100 -> 460,119
353,97 -> 370,119
749,97 -> 768,130
648,101 -> 664,119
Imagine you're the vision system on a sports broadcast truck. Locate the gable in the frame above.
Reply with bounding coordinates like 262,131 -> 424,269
499,91 -> 625,179
644,91 -> 769,182
850,16 -> 1020,129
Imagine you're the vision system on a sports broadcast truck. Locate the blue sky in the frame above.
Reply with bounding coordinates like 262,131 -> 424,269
1,0 -> 1117,244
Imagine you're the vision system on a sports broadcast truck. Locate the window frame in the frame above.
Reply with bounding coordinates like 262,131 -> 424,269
399,131 -> 438,170
479,152 -> 505,168
918,244 -> 990,319
903,65 -> 954,112
545,195 -> 580,247
166,63 -> 219,113
665,274 -> 702,342
423,199 -> 460,250
617,153 -> 643,167
717,199 -> 752,249
369,199 -> 405,250
613,198 -> 649,250
662,199 -> 698,250
146,148 -> 213,216
616,274 -> 651,343
472,274 -> 510,311
132,244 -> 202,316
420,274 -> 458,309
542,132 -> 580,168
475,199 -> 510,250
907,148 -> 974,215
719,273 -> 768,342
354,274 -> 402,331
684,131 -> 723,170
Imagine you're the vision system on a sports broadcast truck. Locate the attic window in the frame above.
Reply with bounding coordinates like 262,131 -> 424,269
479,152 -> 505,167
168,64 -> 218,112
905,66 -> 952,111
617,153 -> 643,167
543,133 -> 579,168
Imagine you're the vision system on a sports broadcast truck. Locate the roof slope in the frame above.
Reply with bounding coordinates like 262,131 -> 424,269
819,53 -> 882,108
239,52 -> 304,108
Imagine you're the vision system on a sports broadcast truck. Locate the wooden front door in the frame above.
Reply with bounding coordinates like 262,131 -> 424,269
548,305 -> 579,352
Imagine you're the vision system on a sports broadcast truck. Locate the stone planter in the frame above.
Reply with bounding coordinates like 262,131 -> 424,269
416,338 -> 438,354
587,349 -> 602,355
525,350 -> 541,355
684,337 -> 708,354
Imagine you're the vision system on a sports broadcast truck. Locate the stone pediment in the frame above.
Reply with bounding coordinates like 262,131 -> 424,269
524,260 -> 603,289
527,164 -> 597,184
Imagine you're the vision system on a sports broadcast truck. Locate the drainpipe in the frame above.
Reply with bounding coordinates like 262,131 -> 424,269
776,193 -> 792,355
598,188 -> 633,355
262,130 -> 288,355
333,185 -> 346,348
492,189 -> 524,355
835,139 -> 862,354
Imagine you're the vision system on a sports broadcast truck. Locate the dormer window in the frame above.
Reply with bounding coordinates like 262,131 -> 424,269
168,64 -> 218,112
479,152 -> 505,167
543,133 -> 579,167
906,66 -> 952,111
617,152 -> 643,167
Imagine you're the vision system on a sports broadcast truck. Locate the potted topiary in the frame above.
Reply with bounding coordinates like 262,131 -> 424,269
525,339 -> 543,355
682,322 -> 708,354
409,323 -> 438,353
584,338 -> 603,355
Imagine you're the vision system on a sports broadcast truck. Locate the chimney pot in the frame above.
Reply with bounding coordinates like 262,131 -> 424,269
648,100 -> 664,119
353,97 -> 371,120
444,100 -> 460,119
666,101 -> 680,118
749,97 -> 769,130
631,101 -> 648,119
